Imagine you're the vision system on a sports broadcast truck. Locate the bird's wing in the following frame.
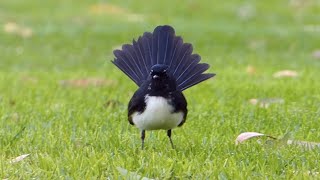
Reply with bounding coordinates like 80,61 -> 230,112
127,85 -> 147,125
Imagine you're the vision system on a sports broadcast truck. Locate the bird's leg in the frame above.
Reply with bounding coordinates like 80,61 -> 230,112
167,129 -> 175,149
141,130 -> 145,150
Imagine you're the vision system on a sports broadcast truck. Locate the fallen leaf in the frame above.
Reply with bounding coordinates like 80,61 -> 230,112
235,132 -> 276,145
246,65 -> 256,75
60,78 -> 115,88
312,50 -> 320,59
117,167 -> 154,180
249,98 -> 259,105
19,27 -> 33,38
236,132 -> 320,150
10,154 -> 30,164
249,98 -> 284,108
90,3 -> 125,15
3,22 -> 33,38
289,0 -> 311,9
273,70 -> 298,78
4,22 -> 19,33
89,3 -> 144,22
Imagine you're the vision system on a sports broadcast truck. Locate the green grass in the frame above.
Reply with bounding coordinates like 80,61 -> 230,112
1,0 -> 320,179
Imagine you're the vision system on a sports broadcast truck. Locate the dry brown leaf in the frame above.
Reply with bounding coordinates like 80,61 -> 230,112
10,154 -> 30,164
246,65 -> 256,75
249,98 -> 259,105
235,132 -> 266,145
249,98 -> 284,108
273,70 -> 298,78
60,78 -> 115,88
312,50 -> 320,59
3,22 -> 33,38
4,22 -> 19,33
236,132 -> 320,150
89,3 -> 144,22
90,3 -> 126,15
20,27 -> 33,38
289,0 -> 312,9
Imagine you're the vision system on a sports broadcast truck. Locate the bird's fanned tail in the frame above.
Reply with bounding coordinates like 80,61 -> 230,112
112,25 -> 215,90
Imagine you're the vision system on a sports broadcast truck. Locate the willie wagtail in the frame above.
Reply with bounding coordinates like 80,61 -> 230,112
112,25 -> 215,149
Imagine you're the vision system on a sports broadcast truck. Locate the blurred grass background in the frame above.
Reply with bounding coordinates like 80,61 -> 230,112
1,0 -> 320,179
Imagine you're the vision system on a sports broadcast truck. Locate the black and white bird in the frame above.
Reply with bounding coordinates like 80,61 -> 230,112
112,25 -> 215,149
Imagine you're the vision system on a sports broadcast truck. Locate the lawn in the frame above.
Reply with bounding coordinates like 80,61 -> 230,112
1,0 -> 320,179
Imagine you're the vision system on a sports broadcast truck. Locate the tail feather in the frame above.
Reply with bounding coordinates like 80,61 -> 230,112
179,73 -> 215,91
178,63 -> 211,89
112,50 -> 140,84
112,25 -> 215,90
153,26 -> 175,65
122,44 -> 144,79
141,32 -> 153,71
113,50 -> 140,79
132,39 -> 149,79
176,54 -> 201,82
172,43 -> 193,77
167,36 -> 183,68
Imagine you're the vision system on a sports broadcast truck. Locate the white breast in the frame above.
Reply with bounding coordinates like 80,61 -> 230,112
132,96 -> 184,130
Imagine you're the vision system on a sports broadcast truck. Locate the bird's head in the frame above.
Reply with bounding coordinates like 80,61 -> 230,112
150,64 -> 169,80
148,64 -> 177,93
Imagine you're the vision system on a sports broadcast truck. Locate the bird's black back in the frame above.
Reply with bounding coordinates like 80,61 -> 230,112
112,25 -> 215,91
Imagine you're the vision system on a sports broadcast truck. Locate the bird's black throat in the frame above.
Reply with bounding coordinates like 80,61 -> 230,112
147,75 -> 177,97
